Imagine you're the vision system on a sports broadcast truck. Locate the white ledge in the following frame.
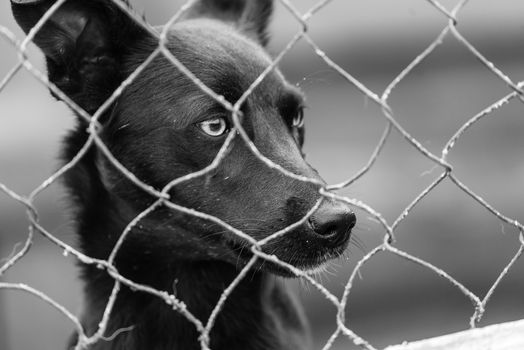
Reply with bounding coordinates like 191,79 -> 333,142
384,319 -> 524,350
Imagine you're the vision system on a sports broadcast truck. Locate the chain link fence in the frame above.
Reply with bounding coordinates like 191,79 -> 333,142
1,0 -> 523,349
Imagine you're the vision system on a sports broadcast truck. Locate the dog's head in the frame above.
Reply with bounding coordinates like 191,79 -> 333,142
12,0 -> 356,276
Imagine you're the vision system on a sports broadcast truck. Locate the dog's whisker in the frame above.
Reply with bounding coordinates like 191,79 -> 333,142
349,235 -> 367,253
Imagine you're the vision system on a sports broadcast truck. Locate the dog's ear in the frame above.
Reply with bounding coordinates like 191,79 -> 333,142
184,0 -> 273,46
11,0 -> 149,113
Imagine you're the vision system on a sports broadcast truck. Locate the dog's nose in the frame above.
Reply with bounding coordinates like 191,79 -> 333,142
308,201 -> 356,246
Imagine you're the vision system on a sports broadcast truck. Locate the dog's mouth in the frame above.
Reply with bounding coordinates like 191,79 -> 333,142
226,225 -> 351,277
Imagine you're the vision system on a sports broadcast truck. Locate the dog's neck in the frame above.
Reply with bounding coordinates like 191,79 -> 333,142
77,261 -> 289,350
76,253 -> 313,350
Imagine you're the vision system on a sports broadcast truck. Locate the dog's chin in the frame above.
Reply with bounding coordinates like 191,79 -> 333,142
227,238 -> 349,278
254,259 -> 333,278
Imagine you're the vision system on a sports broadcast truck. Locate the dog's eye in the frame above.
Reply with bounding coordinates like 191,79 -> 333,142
197,117 -> 229,137
292,108 -> 305,128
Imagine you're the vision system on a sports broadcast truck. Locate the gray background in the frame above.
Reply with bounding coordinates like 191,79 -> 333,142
1,0 -> 523,349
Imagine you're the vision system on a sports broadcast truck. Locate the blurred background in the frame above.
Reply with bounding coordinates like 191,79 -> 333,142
1,0 -> 523,349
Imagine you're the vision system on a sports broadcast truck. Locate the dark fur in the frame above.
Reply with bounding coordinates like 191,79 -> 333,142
12,1 -> 356,349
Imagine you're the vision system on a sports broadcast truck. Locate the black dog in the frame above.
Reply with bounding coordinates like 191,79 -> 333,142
12,0 -> 356,349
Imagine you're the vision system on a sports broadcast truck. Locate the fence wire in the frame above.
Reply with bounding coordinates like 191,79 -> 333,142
1,0 -> 523,349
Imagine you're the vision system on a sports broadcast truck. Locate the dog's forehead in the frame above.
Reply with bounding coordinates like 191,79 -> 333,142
117,20 -> 294,128
166,19 -> 285,89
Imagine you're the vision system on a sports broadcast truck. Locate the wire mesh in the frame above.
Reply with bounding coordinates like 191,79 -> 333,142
1,0 -> 523,349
